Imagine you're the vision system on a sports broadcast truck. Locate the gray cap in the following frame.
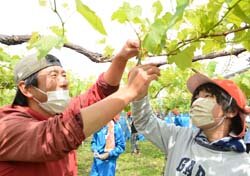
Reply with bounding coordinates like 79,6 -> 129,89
14,53 -> 62,83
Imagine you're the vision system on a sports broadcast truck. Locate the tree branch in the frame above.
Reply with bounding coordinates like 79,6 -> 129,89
0,34 -> 111,63
167,24 -> 250,56
224,65 -> 250,78
204,0 -> 242,34
152,86 -> 166,99
0,34 -> 247,65
192,48 -> 246,62
51,0 -> 65,36
152,48 -> 247,67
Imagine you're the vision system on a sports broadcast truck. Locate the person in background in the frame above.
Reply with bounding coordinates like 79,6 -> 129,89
90,115 -> 125,176
244,115 -> 250,153
0,39 -> 161,176
164,111 -> 175,125
127,111 -> 140,154
173,108 -> 191,127
117,111 -> 131,141
132,72 -> 250,175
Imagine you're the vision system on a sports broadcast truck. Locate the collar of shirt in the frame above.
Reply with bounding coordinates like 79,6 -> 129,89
195,130 -> 246,153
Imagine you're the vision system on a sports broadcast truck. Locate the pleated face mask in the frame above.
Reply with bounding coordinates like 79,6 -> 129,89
33,87 -> 70,115
190,97 -> 216,127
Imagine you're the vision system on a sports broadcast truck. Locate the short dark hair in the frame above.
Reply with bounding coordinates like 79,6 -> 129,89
12,72 -> 38,106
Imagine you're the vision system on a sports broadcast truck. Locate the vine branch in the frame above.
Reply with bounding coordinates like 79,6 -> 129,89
51,0 -> 65,36
0,34 -> 110,63
0,34 -> 247,64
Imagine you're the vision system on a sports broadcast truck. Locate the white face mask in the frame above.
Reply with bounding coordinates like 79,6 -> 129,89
190,97 -> 216,128
33,87 -> 70,115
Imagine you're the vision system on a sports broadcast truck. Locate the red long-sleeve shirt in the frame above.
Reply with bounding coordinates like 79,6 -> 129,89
0,73 -> 118,176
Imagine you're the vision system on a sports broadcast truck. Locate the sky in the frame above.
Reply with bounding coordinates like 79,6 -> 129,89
0,0 -> 249,79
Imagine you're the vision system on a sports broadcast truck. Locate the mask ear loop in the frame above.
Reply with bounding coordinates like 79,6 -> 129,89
228,96 -> 233,107
224,96 -> 233,112
206,115 -> 226,131
31,86 -> 48,103
206,97 -> 233,131
32,86 -> 47,95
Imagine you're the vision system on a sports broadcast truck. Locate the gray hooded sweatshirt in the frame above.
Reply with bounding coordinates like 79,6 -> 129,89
132,96 -> 250,176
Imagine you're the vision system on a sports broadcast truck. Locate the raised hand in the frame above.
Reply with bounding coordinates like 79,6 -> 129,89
116,39 -> 140,61
126,64 -> 160,101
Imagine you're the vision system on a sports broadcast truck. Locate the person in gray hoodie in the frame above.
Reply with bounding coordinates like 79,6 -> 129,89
132,72 -> 250,176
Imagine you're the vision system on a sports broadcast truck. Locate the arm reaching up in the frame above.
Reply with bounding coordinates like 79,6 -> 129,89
104,39 -> 139,86
81,64 -> 160,137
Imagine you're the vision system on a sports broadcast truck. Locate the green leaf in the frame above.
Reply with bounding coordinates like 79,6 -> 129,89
0,48 -> 11,62
233,71 -> 250,98
201,37 -> 226,54
50,26 -> 64,36
226,0 -> 250,26
241,77 -> 250,87
75,0 -> 107,35
166,0 -> 189,30
111,2 -> 142,23
27,32 -> 40,49
39,0 -> 47,6
62,2 -> 69,9
103,45 -> 115,57
206,61 -> 217,76
97,38 -> 106,44
234,30 -> 250,51
153,1 -> 163,19
142,19 -> 166,54
27,35 -> 64,59
165,39 -> 178,54
232,4 -> 250,24
168,44 -> 197,70
242,40 -> 250,51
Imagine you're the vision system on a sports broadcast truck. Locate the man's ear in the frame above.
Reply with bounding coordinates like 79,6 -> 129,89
18,81 -> 33,98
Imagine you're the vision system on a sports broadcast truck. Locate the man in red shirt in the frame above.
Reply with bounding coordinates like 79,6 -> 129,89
0,39 -> 161,176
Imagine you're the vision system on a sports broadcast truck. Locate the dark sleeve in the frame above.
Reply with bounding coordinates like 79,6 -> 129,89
75,73 -> 118,107
0,112 -> 84,162
64,73 -> 119,119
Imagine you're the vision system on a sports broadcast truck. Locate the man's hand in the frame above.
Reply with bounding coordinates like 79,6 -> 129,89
98,152 -> 109,160
103,39 -> 140,86
116,39 -> 140,61
127,64 -> 160,101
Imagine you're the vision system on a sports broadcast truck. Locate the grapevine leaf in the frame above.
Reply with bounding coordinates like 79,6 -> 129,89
27,35 -> 64,59
75,0 -> 107,35
143,19 -> 166,54
111,2 -> 142,23
166,0 -> 189,30
168,44 -> 197,70
153,1 -> 163,19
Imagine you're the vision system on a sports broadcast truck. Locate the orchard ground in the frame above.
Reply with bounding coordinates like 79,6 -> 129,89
77,137 -> 165,176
